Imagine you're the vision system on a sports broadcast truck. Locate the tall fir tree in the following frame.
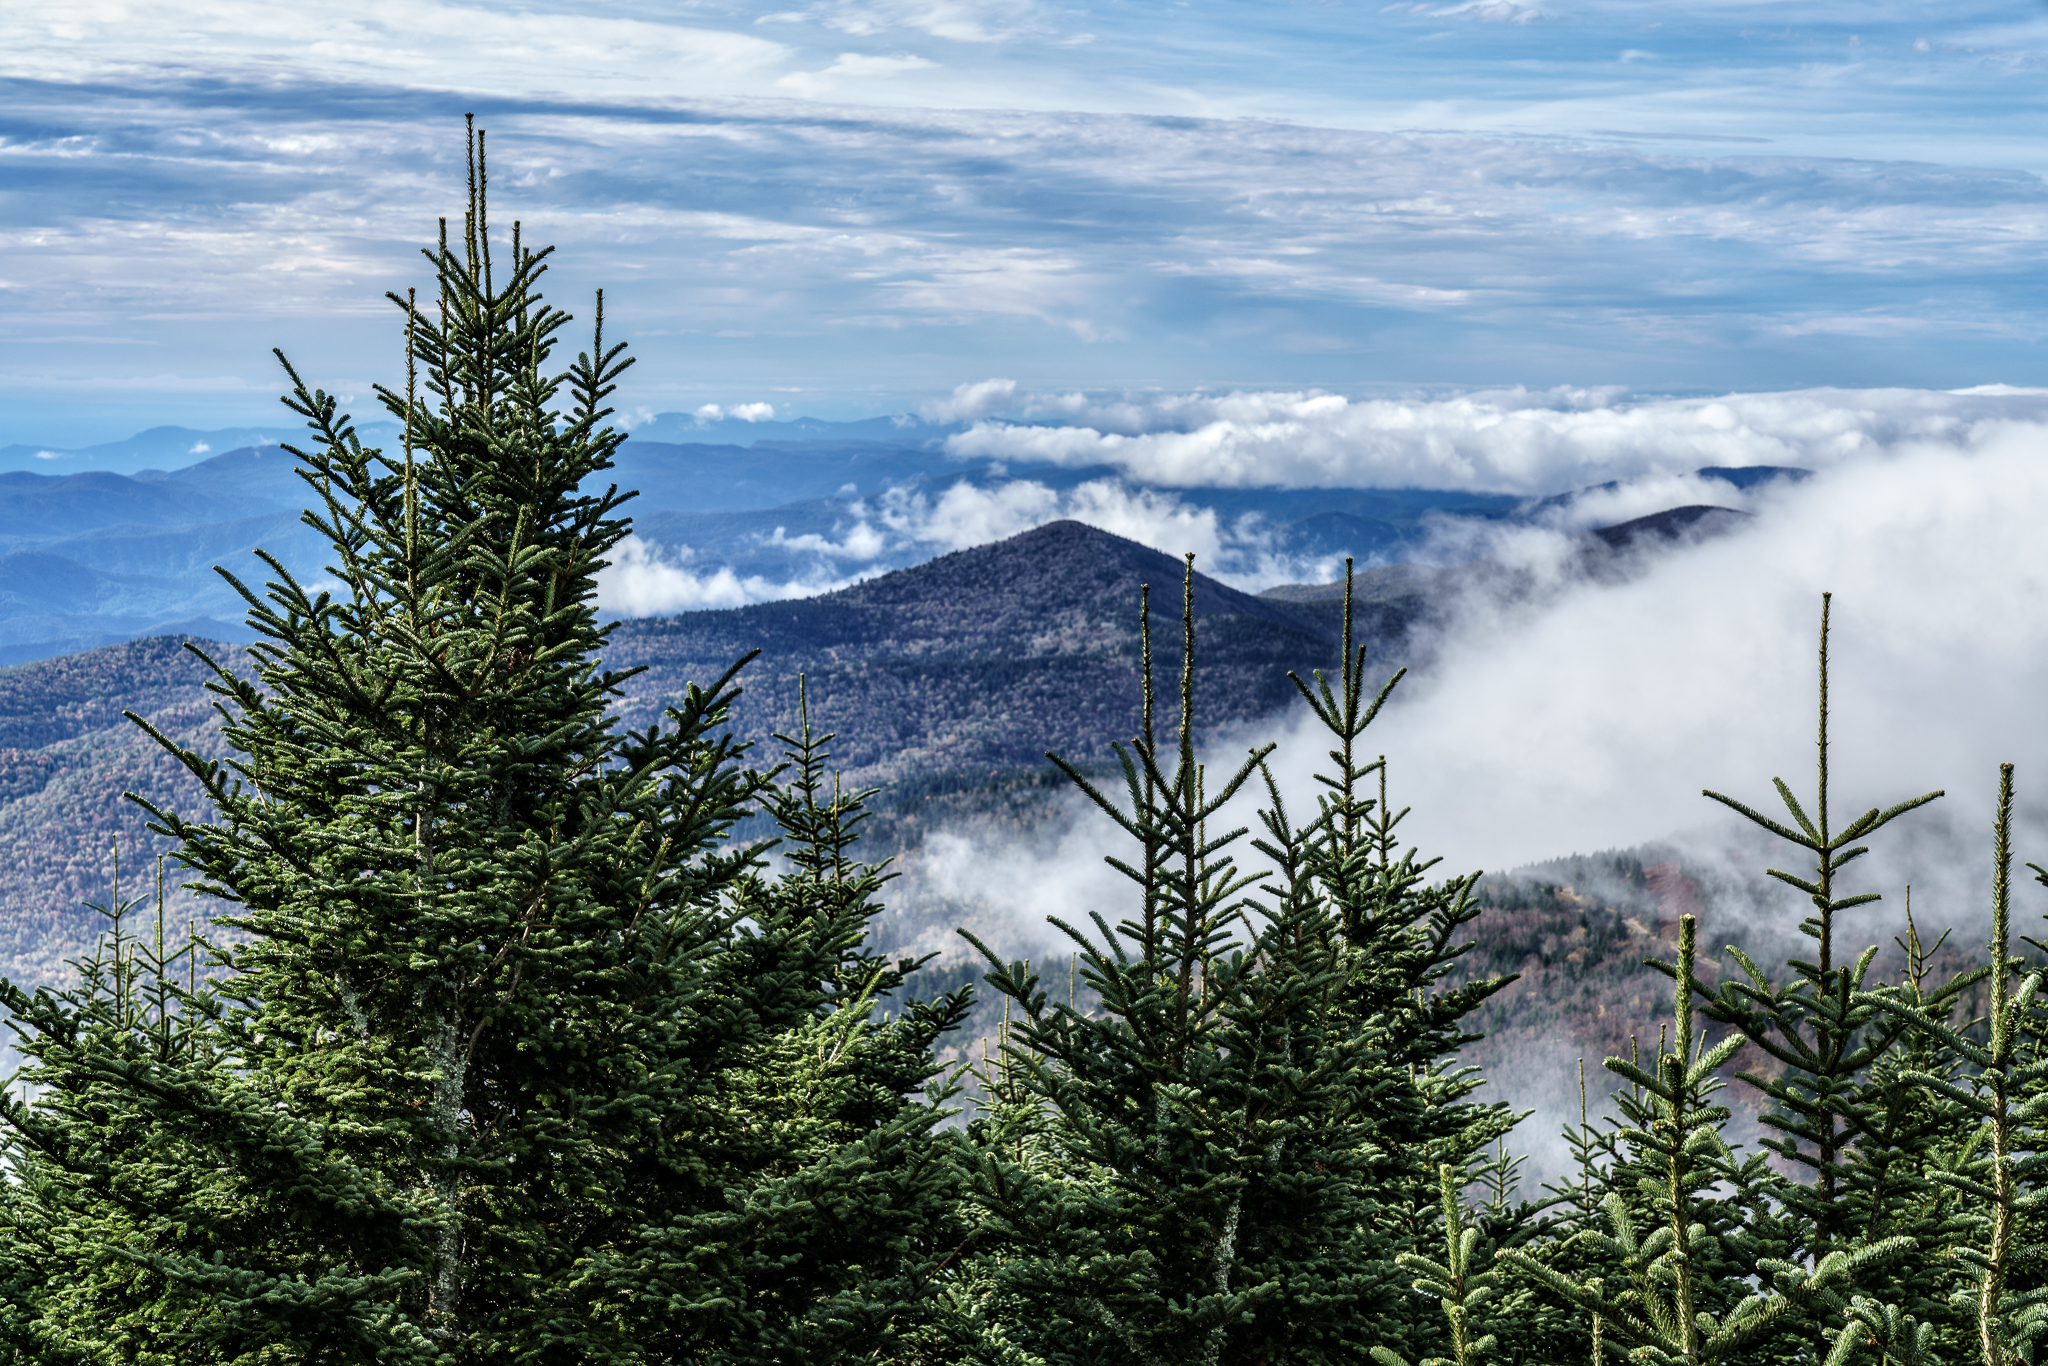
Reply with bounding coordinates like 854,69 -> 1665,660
958,560 -> 1517,1366
1654,594 -> 1979,1359
0,120 -> 969,1365
1863,764 -> 2048,1366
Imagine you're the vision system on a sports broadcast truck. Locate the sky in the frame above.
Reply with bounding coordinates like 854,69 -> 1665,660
7,1 -> 2048,445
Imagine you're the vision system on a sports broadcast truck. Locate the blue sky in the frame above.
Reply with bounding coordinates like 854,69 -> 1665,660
5,0 -> 2048,447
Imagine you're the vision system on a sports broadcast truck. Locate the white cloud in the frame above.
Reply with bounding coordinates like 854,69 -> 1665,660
869,477 -> 1339,589
762,0 -> 1050,44
765,520 -> 891,559
688,401 -> 777,422
0,1 -> 791,97
596,535 -> 859,614
1255,428 -> 2048,886
1381,1 -> 1544,24
13,86 -> 2048,438
919,377 -> 1019,423
892,425 -> 2048,1014
874,479 -> 1060,550
944,385 -> 2048,493
187,441 -> 211,455
599,473 -> 1354,620
887,809 -> 1137,963
776,51 -> 938,94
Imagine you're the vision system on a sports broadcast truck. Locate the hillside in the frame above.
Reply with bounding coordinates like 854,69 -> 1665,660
0,521 -> 1421,984
0,501 -> 1791,1053
0,636 -> 231,983
605,520 -> 1412,786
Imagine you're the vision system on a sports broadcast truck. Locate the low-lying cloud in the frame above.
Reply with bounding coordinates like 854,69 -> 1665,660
891,419 -> 2048,966
596,475 -> 1355,614
947,384 -> 2048,494
601,383 -> 2048,620
597,535 -> 862,614
1264,425 -> 2048,907
920,377 -> 1020,424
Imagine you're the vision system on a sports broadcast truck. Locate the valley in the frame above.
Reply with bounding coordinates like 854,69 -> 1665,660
0,419 -> 1835,1183
0,492 -> 1812,1175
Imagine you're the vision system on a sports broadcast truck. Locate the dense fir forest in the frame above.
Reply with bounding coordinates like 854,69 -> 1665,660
4,127 -> 2045,1366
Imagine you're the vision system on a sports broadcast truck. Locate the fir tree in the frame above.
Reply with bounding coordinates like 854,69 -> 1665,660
1656,594 -> 1979,1358
959,560 -> 1516,1365
1682,595 -> 1951,1254
1370,1163 -> 1513,1366
0,120 -> 968,1365
1863,764 -> 2048,1366
1504,916 -> 1918,1366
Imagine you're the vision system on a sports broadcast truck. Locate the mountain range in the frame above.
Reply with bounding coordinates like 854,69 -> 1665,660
0,430 -> 1507,663
0,411 -> 1802,665
0,488 -> 1767,991
609,520 -> 1367,786
0,414 -> 1887,1167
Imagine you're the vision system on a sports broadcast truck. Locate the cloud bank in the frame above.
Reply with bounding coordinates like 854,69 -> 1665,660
947,384 -> 2048,493
1273,426 -> 2048,889
596,474 -> 1352,613
599,382 -> 2048,624
597,535 -> 862,614
896,419 -> 2048,980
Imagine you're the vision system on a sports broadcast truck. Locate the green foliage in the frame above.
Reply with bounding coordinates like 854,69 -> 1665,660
1372,1164 -> 1511,1366
1508,916 -> 1917,1365
0,122 -> 968,1365
1687,594 -> 1952,1265
1859,766 -> 2048,1366
957,562 -> 1516,1366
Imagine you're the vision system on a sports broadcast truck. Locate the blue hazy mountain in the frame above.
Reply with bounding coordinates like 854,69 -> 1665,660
0,470 -> 283,544
0,423 -> 404,475
622,412 -> 957,448
0,412 -> 1770,666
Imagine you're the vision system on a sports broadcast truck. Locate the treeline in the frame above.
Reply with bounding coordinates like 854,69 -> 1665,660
2,131 -> 2044,1366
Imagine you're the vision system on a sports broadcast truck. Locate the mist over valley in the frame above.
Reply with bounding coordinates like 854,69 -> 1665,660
2,401 -> 2040,1196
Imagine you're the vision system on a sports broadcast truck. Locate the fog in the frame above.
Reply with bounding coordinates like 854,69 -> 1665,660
896,422 -> 2047,943
1346,424 -> 2048,885
884,419 -> 2048,1188
597,476 -> 1358,612
947,384 -> 2048,494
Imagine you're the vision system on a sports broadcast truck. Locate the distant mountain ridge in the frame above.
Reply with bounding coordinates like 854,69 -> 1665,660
0,488 -> 1773,985
1589,504 -> 1750,551
0,428 -> 1516,664
0,412 -> 952,475
606,520 -> 1393,785
0,520 -> 1393,983
0,413 -> 1796,666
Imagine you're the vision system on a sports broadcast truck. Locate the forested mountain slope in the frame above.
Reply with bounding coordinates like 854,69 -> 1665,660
0,521 -> 1408,982
605,519 -> 1415,785
0,509 -> 1752,1012
0,635 -> 230,982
